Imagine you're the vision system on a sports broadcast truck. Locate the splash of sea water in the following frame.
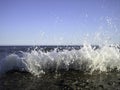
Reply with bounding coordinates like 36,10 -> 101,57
0,44 -> 120,76
0,16 -> 119,76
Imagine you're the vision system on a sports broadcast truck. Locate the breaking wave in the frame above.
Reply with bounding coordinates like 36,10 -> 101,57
0,44 -> 120,76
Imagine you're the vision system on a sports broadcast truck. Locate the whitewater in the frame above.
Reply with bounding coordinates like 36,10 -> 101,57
0,44 -> 120,76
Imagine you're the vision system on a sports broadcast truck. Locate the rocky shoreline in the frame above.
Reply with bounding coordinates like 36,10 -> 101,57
0,71 -> 120,90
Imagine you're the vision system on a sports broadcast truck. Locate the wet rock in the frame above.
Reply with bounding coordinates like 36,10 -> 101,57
64,85 -> 73,90
85,86 -> 89,89
108,82 -> 112,85
60,79 -> 64,83
112,82 -> 116,86
72,81 -> 79,86
118,82 -> 120,85
86,80 -> 90,85
99,85 -> 104,89
108,81 -> 116,86
80,83 -> 86,88
56,79 -> 65,86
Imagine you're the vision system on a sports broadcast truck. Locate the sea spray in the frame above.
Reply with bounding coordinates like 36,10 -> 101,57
0,44 -> 120,76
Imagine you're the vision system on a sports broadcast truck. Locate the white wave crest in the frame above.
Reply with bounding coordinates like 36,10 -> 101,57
0,44 -> 120,76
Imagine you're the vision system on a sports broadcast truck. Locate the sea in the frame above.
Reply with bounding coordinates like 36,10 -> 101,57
0,45 -> 120,90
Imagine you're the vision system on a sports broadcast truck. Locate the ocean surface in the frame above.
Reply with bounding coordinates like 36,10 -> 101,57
0,45 -> 120,90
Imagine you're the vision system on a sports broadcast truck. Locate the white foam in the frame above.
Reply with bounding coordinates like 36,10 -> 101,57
0,44 -> 120,76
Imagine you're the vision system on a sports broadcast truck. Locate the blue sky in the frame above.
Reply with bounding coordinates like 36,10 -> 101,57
0,0 -> 120,45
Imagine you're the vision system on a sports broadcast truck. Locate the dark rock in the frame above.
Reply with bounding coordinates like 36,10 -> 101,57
72,81 -> 79,86
99,85 -> 104,89
108,82 -> 112,85
118,82 -> 120,85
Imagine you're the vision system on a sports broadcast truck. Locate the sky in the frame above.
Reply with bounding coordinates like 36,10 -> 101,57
0,0 -> 120,45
